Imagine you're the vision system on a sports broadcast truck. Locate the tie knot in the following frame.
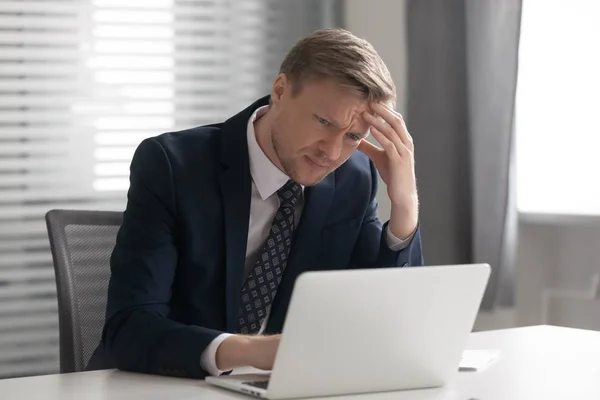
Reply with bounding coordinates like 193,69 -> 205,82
277,180 -> 301,208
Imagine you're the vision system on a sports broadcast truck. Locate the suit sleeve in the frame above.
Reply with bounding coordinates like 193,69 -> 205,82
350,160 -> 424,268
102,138 -> 224,379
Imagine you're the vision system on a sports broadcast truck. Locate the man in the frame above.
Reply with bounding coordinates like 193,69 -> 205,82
89,28 -> 424,379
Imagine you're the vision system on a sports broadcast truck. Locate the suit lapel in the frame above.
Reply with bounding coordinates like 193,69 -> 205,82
218,96 -> 270,332
219,167 -> 251,332
290,173 -> 336,267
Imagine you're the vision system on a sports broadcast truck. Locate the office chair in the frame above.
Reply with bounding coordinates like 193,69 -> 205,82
45,209 -> 123,373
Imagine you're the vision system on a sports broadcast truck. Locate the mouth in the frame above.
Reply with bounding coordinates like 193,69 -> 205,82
305,156 -> 332,169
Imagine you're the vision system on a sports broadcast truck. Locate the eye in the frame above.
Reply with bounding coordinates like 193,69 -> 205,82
316,116 -> 330,126
346,133 -> 361,141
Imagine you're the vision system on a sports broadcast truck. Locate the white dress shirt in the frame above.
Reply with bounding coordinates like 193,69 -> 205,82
200,105 -> 412,376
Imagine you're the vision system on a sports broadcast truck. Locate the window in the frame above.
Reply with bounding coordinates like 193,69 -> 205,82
516,0 -> 600,215
0,0 -> 334,378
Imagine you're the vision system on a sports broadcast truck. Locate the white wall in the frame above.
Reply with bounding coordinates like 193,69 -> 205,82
343,0 -> 408,112
344,0 -> 408,220
475,217 -> 600,332
517,216 -> 600,330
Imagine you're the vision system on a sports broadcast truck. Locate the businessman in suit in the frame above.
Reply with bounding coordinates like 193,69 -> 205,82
90,28 -> 424,378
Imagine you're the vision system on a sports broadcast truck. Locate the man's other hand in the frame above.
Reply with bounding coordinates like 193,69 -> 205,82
215,334 -> 281,372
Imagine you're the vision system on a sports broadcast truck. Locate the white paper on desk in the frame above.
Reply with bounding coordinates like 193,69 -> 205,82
458,349 -> 500,372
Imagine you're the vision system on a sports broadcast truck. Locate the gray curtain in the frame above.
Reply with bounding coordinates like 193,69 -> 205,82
406,0 -> 522,309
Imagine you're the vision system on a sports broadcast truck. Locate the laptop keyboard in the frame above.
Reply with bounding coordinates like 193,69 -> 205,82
244,380 -> 269,390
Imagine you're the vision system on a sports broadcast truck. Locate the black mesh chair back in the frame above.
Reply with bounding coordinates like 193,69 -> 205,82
45,209 -> 122,373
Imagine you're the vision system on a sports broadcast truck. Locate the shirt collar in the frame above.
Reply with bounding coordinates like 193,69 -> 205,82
247,105 -> 295,201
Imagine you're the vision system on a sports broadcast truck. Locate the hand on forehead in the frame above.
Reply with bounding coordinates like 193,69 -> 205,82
334,100 -> 395,137
363,101 -> 397,128
321,100 -> 369,134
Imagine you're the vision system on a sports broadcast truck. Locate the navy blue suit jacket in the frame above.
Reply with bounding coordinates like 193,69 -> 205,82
89,96 -> 424,378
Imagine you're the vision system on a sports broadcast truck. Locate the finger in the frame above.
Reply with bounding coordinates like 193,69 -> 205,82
380,103 -> 405,127
366,108 -> 407,153
372,103 -> 414,152
404,130 -> 414,152
357,138 -> 383,155
385,106 -> 414,151
371,103 -> 404,137
382,102 -> 402,119
375,104 -> 413,151
357,139 -> 384,163
370,125 -> 401,160
380,104 -> 415,152
364,112 -> 409,156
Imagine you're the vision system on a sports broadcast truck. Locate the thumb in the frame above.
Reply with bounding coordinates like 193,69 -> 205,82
357,139 -> 382,163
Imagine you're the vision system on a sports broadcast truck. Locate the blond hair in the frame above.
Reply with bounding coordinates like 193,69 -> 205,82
279,28 -> 396,106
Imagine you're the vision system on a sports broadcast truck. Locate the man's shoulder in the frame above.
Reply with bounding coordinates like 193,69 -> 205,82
140,123 -> 225,172
153,123 -> 223,155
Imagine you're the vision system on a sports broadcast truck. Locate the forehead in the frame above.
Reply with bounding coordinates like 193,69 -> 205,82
299,79 -> 370,128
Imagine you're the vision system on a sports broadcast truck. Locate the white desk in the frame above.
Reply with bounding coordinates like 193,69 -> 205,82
2,325 -> 600,400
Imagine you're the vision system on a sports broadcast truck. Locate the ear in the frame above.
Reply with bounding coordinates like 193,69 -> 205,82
270,73 -> 289,105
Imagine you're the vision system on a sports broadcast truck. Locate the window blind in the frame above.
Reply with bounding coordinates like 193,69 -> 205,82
0,0 -> 336,378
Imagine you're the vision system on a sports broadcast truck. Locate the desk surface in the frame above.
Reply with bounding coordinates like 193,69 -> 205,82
2,325 -> 600,400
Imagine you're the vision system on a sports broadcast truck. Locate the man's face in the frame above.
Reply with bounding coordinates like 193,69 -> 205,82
268,77 -> 371,186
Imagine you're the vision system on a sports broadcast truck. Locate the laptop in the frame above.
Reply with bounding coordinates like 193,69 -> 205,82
206,264 -> 490,399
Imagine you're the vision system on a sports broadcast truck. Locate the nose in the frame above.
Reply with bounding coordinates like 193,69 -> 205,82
317,135 -> 343,163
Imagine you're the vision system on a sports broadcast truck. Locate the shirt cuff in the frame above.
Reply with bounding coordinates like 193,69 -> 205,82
200,333 -> 235,376
385,225 -> 416,251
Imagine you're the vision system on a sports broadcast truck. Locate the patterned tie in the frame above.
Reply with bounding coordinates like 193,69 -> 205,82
237,180 -> 302,334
